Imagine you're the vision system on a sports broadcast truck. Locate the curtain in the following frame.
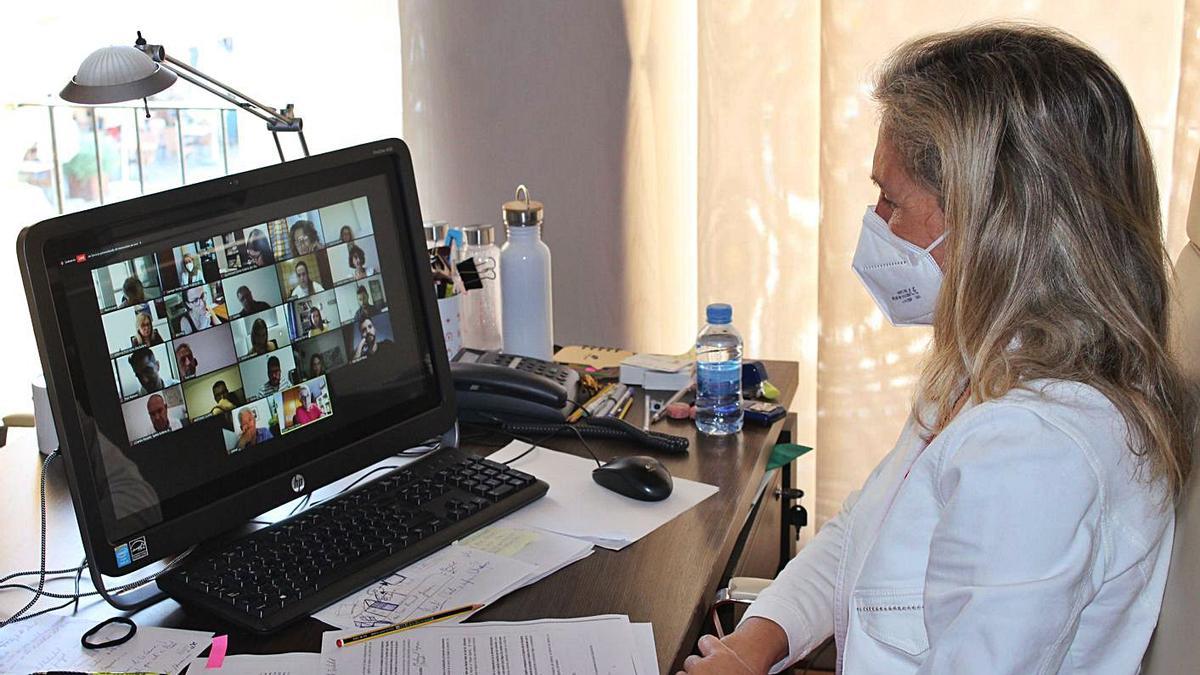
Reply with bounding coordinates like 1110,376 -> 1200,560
402,0 -> 1200,529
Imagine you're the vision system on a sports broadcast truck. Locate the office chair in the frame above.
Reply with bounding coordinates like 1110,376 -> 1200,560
1140,161 -> 1200,674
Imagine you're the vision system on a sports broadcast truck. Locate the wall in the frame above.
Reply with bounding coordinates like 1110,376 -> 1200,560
399,0 -> 699,353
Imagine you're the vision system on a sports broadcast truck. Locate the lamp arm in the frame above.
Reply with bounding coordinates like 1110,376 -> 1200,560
158,63 -> 280,127
160,54 -> 297,129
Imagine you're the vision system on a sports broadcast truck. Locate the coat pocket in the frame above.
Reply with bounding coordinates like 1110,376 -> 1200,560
853,588 -> 930,656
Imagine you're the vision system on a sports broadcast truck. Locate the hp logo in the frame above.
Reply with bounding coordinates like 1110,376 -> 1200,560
290,474 -> 306,493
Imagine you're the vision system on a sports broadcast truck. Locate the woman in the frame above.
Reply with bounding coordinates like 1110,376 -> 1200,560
307,306 -> 327,336
339,225 -> 354,244
129,310 -> 163,347
290,219 -> 321,256
120,276 -> 147,308
682,24 -> 1197,675
180,252 -> 203,286
309,353 -> 326,378
176,286 -> 220,336
248,317 -> 277,357
348,244 -> 375,280
246,228 -> 275,267
292,385 -> 322,426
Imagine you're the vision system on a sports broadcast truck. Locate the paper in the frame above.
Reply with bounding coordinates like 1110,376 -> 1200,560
0,614 -> 211,674
319,615 -> 656,675
457,524 -> 593,584
621,352 -> 693,372
313,526 -> 592,631
188,651 -> 321,674
313,546 -> 536,629
487,442 -> 719,550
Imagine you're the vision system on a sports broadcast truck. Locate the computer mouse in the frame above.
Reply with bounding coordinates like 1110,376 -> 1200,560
591,455 -> 673,502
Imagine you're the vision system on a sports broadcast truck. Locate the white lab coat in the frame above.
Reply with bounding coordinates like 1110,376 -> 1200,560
743,380 -> 1174,674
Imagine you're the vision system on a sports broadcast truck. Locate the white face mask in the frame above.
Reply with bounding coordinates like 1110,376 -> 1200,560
185,261 -> 195,272
851,205 -> 947,327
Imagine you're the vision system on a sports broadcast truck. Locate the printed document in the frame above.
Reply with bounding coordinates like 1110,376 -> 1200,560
320,615 -> 657,675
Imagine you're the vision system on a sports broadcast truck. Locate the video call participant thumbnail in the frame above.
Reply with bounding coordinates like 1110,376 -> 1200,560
232,306 -> 291,359
287,214 -> 324,257
239,348 -> 298,400
292,331 -> 348,381
226,265 -> 284,319
243,225 -> 277,268
290,290 -> 340,340
334,276 -> 387,328
122,386 -> 188,444
91,255 -> 162,312
168,283 -> 228,337
102,301 -> 170,357
348,311 -> 396,362
225,396 -> 280,453
327,236 -> 380,284
181,364 -> 245,421
113,343 -> 179,400
279,254 -> 331,300
281,375 -> 330,432
176,247 -> 206,287
173,323 -> 236,381
318,196 -> 372,244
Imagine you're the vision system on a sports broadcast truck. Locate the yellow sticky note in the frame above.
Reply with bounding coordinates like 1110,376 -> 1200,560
460,527 -> 539,557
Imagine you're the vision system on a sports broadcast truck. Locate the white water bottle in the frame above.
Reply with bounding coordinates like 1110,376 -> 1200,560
500,185 -> 553,359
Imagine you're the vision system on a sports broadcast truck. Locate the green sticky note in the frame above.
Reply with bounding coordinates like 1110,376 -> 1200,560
768,443 -> 812,471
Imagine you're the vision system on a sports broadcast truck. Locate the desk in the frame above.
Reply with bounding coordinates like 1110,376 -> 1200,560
0,360 -> 801,673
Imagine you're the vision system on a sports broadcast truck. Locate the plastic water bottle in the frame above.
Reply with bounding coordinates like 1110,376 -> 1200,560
695,303 -> 743,435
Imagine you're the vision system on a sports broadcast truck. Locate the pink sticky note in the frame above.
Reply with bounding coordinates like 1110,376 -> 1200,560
206,634 -> 229,669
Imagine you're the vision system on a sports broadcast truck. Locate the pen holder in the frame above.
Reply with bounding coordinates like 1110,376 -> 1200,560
438,294 -> 463,357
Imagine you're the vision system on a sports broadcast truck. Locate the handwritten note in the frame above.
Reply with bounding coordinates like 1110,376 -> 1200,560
0,614 -> 211,673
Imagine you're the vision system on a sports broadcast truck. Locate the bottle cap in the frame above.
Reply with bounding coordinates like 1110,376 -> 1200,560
461,223 -> 496,246
424,220 -> 450,246
502,185 -> 544,227
706,303 -> 733,325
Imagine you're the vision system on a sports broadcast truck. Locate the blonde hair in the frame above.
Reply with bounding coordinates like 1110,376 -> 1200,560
874,23 -> 1197,497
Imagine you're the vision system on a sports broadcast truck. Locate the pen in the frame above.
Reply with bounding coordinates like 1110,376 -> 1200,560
569,383 -> 616,422
642,393 -> 651,431
650,380 -> 695,424
336,603 -> 484,647
596,384 -> 628,417
607,386 -> 633,418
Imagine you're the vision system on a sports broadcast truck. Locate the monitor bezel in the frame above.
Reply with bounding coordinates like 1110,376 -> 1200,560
18,139 -> 458,577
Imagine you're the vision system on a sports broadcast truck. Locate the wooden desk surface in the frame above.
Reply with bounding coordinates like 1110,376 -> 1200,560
0,360 -> 798,673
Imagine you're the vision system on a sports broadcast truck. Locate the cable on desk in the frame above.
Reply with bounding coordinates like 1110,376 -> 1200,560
0,450 -> 196,626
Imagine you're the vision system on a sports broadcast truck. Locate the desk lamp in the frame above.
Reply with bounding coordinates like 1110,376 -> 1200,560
61,31 -> 309,161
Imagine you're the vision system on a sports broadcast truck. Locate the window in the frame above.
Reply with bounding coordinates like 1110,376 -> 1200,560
16,101 -> 241,215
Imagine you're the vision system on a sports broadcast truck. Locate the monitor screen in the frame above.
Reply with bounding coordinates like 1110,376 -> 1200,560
25,145 -> 450,569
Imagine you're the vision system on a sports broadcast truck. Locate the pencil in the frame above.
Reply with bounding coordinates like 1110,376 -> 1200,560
335,603 -> 484,647
616,396 -> 634,420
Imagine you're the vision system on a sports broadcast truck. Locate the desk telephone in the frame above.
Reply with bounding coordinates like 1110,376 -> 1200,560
450,348 -> 582,423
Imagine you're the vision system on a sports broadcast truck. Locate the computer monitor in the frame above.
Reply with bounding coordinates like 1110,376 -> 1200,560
18,139 -> 456,579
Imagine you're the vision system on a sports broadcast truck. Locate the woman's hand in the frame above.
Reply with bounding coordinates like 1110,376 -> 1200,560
677,635 -> 759,675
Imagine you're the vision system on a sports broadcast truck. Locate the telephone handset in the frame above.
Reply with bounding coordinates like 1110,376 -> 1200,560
450,349 -> 581,423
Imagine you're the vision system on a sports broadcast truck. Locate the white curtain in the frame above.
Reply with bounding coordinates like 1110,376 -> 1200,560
401,0 -> 1200,527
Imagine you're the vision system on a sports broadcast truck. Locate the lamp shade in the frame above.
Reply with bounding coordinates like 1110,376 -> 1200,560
60,46 -> 177,104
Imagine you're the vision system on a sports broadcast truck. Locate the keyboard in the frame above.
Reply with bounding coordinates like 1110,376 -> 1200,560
157,448 -> 548,633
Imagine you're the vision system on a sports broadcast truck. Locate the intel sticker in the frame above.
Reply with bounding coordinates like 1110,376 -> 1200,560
114,544 -> 131,568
